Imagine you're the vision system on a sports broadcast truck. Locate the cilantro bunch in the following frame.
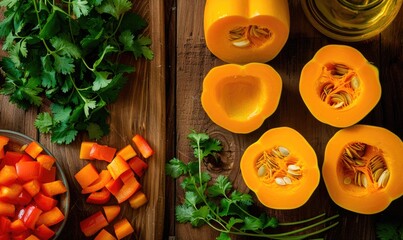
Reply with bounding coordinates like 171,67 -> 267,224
166,131 -> 339,240
0,0 -> 153,144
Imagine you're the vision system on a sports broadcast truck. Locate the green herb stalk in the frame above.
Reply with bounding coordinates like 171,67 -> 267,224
0,0 -> 153,144
166,130 -> 339,240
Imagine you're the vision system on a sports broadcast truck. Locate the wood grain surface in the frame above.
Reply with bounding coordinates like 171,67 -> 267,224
0,0 -> 166,239
166,0 -> 403,240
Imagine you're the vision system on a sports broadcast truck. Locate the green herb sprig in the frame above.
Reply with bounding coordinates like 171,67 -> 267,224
376,214 -> 403,240
0,0 -> 153,144
166,130 -> 339,240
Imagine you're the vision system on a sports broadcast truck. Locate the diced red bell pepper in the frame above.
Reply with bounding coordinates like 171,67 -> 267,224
94,229 -> 117,240
74,163 -> 99,189
16,189 -> 33,206
0,183 -> 23,202
15,161 -> 40,182
0,165 -> 18,185
19,153 -> 34,162
132,134 -> 154,158
114,172 -> 141,204
11,231 -> 31,240
24,141 -> 43,159
38,166 -> 56,183
41,180 -> 67,196
34,193 -> 58,211
35,154 -> 55,171
107,155 -> 130,180
20,204 -> 43,230
0,216 -> 11,234
79,142 -> 96,160
113,218 -> 134,240
0,136 -> 9,148
34,224 -> 55,240
105,178 -> 123,196
89,143 -> 116,162
86,187 -> 111,205
128,156 -> 148,177
116,145 -> 137,161
2,151 -> 23,166
36,207 -> 65,227
102,205 -> 120,223
80,211 -> 108,237
81,170 -> 112,194
128,191 -> 148,209
23,179 -> 41,197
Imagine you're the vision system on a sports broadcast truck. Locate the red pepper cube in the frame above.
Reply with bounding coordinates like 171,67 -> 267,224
36,154 -> 55,171
132,134 -> 154,158
80,211 -> 109,237
86,187 -> 111,205
89,143 -> 117,162
41,180 -> 67,196
74,163 -> 99,189
113,218 -> 134,240
107,155 -> 130,180
36,207 -> 65,227
105,178 -> 123,197
0,216 -> 11,233
0,165 -> 18,185
38,166 -> 56,183
15,161 -> 40,182
24,141 -> 43,159
20,204 -> 43,230
10,218 -> 28,233
34,224 -> 55,240
2,151 -> 23,166
128,156 -> 149,177
16,189 -> 33,206
34,193 -> 58,211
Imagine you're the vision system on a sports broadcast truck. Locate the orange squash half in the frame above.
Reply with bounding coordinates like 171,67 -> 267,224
299,45 -> 381,128
240,127 -> 320,209
323,125 -> 403,214
201,63 -> 282,133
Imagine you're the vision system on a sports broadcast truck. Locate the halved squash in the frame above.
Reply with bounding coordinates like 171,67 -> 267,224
299,45 -> 381,128
240,127 -> 320,209
201,63 -> 282,133
323,124 -> 403,214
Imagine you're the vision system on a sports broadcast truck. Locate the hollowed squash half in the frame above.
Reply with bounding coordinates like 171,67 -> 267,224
240,127 -> 320,209
323,125 -> 403,214
299,45 -> 381,128
201,63 -> 282,134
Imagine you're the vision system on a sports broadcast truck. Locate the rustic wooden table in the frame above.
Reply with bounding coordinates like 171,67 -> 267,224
0,0 -> 402,240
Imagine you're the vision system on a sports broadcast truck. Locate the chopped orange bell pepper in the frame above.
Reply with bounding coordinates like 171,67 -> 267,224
114,172 -> 141,204
25,234 -> 40,240
0,183 -> 23,201
80,211 -> 109,237
102,205 -> 120,223
79,142 -> 96,160
113,218 -> 134,240
128,191 -> 148,209
35,154 -> 55,171
105,177 -> 123,196
74,163 -> 99,189
116,144 -> 137,161
89,143 -> 117,162
10,218 -> 27,232
94,229 -> 117,240
132,134 -> 154,158
0,165 -> 18,185
0,201 -> 15,217
34,224 -> 55,240
36,207 -> 65,227
107,155 -> 130,180
0,135 -> 9,148
86,187 -> 111,205
22,179 -> 41,197
81,170 -> 112,194
24,141 -> 43,159
128,156 -> 148,177
41,180 -> 67,196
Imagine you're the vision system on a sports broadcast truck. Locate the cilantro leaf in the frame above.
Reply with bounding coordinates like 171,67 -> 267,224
51,104 -> 72,123
216,232 -> 231,240
86,122 -> 104,140
53,54 -> 75,74
72,0 -> 91,18
207,175 -> 232,197
166,158 -> 188,178
34,112 -> 53,133
96,0 -> 132,19
175,204 -> 193,223
92,71 -> 111,91
51,123 -> 78,144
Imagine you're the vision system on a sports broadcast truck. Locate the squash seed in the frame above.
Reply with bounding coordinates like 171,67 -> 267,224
257,165 -> 266,177
344,177 -> 352,185
350,76 -> 360,90
283,176 -> 292,185
275,177 -> 286,186
278,146 -> 290,157
232,39 -> 250,47
229,25 -> 271,48
377,169 -> 390,188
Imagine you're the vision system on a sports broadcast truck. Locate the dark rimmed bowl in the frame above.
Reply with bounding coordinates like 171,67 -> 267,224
0,129 -> 70,239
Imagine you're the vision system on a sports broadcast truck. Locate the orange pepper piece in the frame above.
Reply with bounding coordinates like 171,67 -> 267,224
102,205 -> 121,223
86,187 -> 111,205
80,211 -> 109,237
0,165 -> 18,185
36,154 -> 55,171
24,141 -> 43,159
94,229 -> 117,240
0,201 -> 15,217
74,163 -> 99,189
107,155 -> 130,180
128,156 -> 148,177
114,218 -> 134,240
23,179 -> 41,197
128,190 -> 148,209
36,207 -> 65,227
89,143 -> 117,162
114,172 -> 141,204
116,144 -> 137,161
41,180 -> 67,196
81,170 -> 112,194
79,142 -> 96,160
132,134 -> 154,159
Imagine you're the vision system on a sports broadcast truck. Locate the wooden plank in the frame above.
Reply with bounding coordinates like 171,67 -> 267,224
1,0 -> 166,239
174,0 -> 402,239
